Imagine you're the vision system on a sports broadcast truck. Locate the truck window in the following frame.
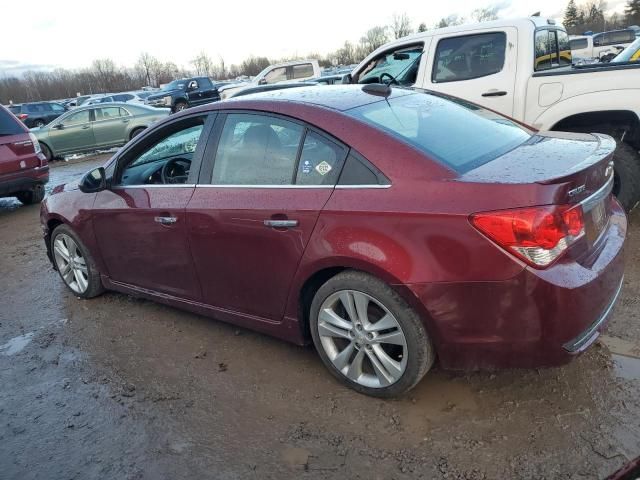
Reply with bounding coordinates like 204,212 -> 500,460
594,30 -> 635,47
534,29 -> 571,70
264,67 -> 287,84
569,38 -> 588,50
356,44 -> 424,86
291,63 -> 314,79
432,32 -> 506,83
199,77 -> 213,89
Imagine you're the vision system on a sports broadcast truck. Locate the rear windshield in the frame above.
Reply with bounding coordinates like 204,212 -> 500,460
346,91 -> 530,173
0,107 -> 24,136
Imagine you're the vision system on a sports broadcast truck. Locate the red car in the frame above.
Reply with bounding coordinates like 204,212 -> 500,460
0,104 -> 49,204
40,85 -> 626,397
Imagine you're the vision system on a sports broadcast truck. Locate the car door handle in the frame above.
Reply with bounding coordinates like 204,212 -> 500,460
263,219 -> 298,228
81,125 -> 91,129
154,216 -> 178,225
481,90 -> 507,97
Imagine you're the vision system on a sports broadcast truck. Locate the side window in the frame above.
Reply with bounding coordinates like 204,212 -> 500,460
94,107 -> 121,121
63,110 -> 90,126
593,33 -> 606,47
570,38 -> 588,50
557,31 -> 572,66
609,30 -> 635,44
357,44 -> 424,86
199,78 -> 213,89
51,103 -> 66,113
212,113 -> 303,185
188,80 -> 199,90
535,29 -> 555,71
338,153 -> 389,186
295,131 -> 345,185
119,107 -> 130,117
291,63 -> 314,79
118,116 -> 206,186
432,32 -> 506,83
264,67 -> 287,84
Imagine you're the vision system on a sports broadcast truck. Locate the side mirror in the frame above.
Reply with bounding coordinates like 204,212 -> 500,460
79,167 -> 107,193
53,123 -> 64,130
341,73 -> 353,84
258,78 -> 267,85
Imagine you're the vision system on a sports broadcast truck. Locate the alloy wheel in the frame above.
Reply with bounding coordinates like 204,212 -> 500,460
317,290 -> 408,388
53,234 -> 89,294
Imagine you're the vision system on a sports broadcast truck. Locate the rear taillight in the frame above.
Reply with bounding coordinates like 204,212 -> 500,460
17,113 -> 28,120
28,133 -> 41,155
471,204 -> 585,268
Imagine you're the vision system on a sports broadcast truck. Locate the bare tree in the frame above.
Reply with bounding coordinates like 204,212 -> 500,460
470,6 -> 499,23
437,14 -> 464,28
391,13 -> 413,39
136,52 -> 159,87
191,51 -> 215,77
361,26 -> 389,55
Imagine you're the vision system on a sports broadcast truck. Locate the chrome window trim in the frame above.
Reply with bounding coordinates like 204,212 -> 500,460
193,184 -> 391,189
335,184 -> 391,189
111,184 -> 196,189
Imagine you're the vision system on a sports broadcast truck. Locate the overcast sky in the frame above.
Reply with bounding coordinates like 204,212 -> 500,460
0,0 -> 629,74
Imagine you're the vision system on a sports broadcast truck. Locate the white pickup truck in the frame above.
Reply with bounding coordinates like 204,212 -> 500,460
347,17 -> 640,210
220,59 -> 321,100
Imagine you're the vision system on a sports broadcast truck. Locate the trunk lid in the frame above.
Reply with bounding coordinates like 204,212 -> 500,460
463,131 -> 616,259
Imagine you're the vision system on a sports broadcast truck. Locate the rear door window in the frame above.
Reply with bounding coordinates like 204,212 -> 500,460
94,107 -> 122,121
347,91 -> 530,173
291,63 -> 314,79
432,32 -> 506,82
295,131 -> 346,185
0,107 -> 24,135
570,38 -> 588,50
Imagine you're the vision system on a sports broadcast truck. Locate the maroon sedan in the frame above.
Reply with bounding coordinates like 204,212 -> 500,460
40,85 -> 626,397
0,104 -> 48,204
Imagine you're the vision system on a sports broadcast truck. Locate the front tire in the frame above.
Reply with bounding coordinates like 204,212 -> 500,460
51,225 -> 104,298
309,270 -> 435,398
173,101 -> 187,113
16,184 -> 45,205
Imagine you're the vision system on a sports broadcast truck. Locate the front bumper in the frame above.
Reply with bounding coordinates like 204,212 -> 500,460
407,197 -> 627,370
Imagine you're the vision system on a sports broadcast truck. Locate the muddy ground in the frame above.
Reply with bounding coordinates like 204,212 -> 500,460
1,156 -> 639,480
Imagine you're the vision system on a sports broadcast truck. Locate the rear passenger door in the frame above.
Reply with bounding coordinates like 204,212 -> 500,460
92,106 -> 129,147
186,112 -> 347,321
427,28 -> 517,117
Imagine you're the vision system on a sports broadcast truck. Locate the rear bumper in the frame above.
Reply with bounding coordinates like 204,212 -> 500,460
407,197 -> 627,370
0,165 -> 49,197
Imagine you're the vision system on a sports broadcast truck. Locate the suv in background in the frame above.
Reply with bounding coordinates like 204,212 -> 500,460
9,102 -> 67,128
83,92 -> 147,106
0,105 -> 48,204
145,77 -> 221,112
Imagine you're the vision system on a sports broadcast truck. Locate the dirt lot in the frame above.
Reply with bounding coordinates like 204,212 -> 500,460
1,156 -> 640,480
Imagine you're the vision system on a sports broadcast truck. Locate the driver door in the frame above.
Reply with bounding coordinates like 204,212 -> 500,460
91,114 -> 213,300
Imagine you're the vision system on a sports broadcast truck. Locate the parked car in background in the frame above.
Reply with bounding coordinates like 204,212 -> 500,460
145,77 -> 221,112
347,16 -> 640,211
611,37 -> 640,63
219,60 -> 322,99
41,85 -> 625,397
63,95 -> 91,109
224,81 -> 318,99
33,103 -> 170,160
0,105 -> 48,204
9,102 -> 67,128
84,92 -> 147,106
310,74 -> 346,85
570,29 -> 637,61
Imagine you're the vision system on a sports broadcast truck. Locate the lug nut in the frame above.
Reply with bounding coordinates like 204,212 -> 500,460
356,324 -> 363,331
367,333 -> 374,340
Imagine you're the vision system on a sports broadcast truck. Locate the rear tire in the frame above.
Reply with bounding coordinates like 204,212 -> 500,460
51,224 -> 104,299
40,143 -> 52,162
34,119 -> 46,128
611,142 -> 640,212
173,101 -> 187,113
16,184 -> 45,205
309,270 -> 435,398
130,127 -> 145,140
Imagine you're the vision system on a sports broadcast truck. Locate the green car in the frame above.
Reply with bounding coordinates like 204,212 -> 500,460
33,103 -> 170,160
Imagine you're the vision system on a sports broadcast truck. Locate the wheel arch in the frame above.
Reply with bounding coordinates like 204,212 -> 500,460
550,110 -> 640,147
293,260 -> 441,346
39,140 -> 55,158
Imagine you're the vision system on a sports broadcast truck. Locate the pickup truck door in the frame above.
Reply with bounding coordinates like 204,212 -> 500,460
426,27 -> 517,118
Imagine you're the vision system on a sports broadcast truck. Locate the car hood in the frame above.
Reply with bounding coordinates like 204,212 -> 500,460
51,179 -> 80,195
146,90 -> 181,100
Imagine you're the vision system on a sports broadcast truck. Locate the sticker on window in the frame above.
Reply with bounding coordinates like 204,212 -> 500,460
302,160 -> 312,174
315,161 -> 332,176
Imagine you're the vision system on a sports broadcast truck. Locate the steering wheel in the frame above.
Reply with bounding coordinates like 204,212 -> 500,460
161,157 -> 191,184
379,72 -> 399,85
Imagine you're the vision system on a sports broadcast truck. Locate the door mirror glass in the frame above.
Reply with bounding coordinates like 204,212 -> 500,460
79,167 -> 107,193
53,123 -> 64,130
188,81 -> 198,90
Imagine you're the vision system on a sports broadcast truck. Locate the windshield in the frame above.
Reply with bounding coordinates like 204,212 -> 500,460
358,46 -> 423,86
162,80 -> 185,91
613,38 -> 640,62
346,91 -> 531,173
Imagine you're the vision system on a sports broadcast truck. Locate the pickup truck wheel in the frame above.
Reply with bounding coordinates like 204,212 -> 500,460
174,101 -> 187,112
611,142 -> 640,212
16,184 -> 45,205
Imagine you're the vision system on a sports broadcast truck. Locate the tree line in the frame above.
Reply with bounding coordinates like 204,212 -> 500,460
564,0 -> 640,34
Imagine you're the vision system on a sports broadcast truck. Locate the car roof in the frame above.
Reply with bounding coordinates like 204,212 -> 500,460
221,84 -> 415,111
